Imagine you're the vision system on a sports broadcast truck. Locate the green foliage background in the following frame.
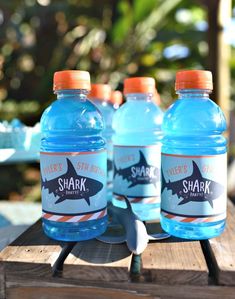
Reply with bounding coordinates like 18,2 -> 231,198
0,0 -> 209,124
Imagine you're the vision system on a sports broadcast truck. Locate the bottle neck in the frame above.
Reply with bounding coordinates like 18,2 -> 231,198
55,89 -> 88,100
125,93 -> 153,101
176,89 -> 211,99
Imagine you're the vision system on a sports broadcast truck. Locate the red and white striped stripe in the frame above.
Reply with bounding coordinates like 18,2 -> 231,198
42,209 -> 107,223
115,195 -> 160,204
161,211 -> 226,223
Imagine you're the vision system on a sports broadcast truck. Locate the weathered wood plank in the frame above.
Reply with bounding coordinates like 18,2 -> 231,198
63,240 -> 132,282
0,263 -> 5,299
206,199 -> 235,285
0,219 -> 132,282
7,286 -> 155,299
5,276 -> 235,299
0,220 -> 62,278
1,200 -> 235,294
141,223 -> 209,285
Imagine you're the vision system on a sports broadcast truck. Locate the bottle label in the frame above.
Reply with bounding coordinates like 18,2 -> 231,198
40,150 -> 107,222
161,153 -> 227,223
113,145 -> 161,204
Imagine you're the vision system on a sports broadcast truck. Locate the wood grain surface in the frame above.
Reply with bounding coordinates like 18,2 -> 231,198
0,220 -> 63,278
5,276 -> 235,299
141,224 -> 208,285
63,239 -> 132,281
0,263 -> 5,299
206,200 -> 235,285
1,200 -> 235,298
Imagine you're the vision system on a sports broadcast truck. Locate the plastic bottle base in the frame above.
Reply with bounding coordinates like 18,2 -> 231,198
160,215 -> 225,240
112,197 -> 160,221
42,216 -> 108,242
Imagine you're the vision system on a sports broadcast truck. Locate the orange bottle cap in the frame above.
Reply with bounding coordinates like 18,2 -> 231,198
153,90 -> 161,105
53,70 -> 91,91
124,77 -> 155,94
175,70 -> 213,91
89,84 -> 112,101
110,90 -> 123,105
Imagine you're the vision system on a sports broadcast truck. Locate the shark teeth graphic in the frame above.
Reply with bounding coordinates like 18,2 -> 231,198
114,150 -> 159,188
41,158 -> 103,205
161,160 -> 224,208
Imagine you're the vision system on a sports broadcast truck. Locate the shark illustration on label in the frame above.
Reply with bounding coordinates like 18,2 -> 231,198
40,150 -> 107,218
162,160 -> 224,208
161,153 -> 227,219
114,150 -> 159,188
41,158 -> 103,205
113,146 -> 161,199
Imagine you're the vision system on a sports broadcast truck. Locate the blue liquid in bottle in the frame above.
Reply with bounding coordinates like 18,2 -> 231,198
89,84 -> 115,202
112,77 -> 163,221
160,70 -> 227,240
40,71 -> 108,241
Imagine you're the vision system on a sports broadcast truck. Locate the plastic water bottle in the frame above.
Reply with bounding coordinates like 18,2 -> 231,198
40,70 -> 107,241
112,77 -> 163,221
89,84 -> 114,202
160,70 -> 227,240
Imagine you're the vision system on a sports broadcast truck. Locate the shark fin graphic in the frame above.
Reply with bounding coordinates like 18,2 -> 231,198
113,161 -> 119,178
178,198 -> 190,205
66,158 -> 77,176
84,197 -> 91,206
192,161 -> 203,178
161,168 -> 167,192
153,176 -> 158,188
207,197 -> 213,208
41,175 -> 46,189
128,181 -> 137,188
55,197 -> 66,204
138,150 -> 147,165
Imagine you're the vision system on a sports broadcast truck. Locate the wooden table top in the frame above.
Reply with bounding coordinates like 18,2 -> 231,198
0,199 -> 235,299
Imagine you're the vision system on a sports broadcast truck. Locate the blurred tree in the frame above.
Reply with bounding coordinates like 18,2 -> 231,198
0,0 -> 208,123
